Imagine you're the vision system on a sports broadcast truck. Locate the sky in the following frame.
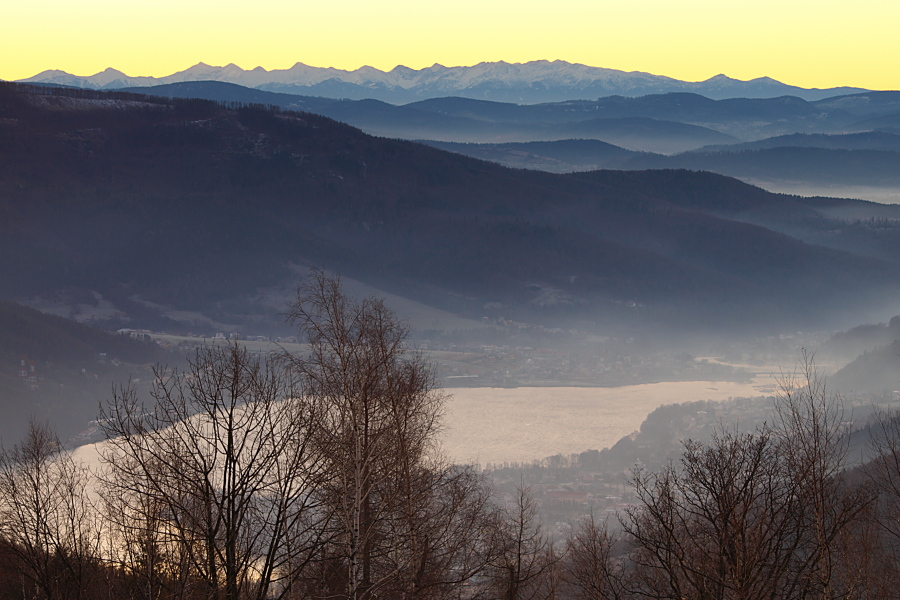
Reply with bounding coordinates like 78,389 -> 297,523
3,0 -> 899,90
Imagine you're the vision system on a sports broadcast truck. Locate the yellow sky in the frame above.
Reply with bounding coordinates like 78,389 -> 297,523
3,0 -> 898,90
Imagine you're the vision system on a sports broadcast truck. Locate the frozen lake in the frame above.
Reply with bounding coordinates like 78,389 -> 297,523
74,380 -> 774,471
441,380 -> 771,465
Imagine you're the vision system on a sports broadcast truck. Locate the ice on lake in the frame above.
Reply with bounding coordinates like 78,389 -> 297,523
441,380 -> 769,465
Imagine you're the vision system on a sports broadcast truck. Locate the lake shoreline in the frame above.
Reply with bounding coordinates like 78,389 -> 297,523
441,379 -> 778,465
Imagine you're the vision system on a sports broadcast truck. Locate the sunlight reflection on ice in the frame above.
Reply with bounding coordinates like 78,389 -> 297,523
441,380 -> 769,465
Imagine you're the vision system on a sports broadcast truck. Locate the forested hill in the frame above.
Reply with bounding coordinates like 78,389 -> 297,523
0,301 -> 161,366
0,300 -> 165,444
2,82 -> 900,335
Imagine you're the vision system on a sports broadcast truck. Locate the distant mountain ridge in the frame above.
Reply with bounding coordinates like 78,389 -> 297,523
15,60 -> 871,103
120,81 -> 900,156
422,136 -> 900,189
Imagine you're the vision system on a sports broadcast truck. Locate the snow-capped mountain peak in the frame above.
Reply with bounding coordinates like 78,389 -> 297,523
15,61 -> 871,103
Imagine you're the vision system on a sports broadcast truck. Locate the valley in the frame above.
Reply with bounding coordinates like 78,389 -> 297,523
4,79 -> 900,450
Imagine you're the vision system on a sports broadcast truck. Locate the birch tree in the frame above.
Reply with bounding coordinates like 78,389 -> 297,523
286,271 -> 446,600
774,353 -> 874,599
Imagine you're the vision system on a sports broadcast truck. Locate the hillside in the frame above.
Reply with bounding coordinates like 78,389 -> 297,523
0,300 -> 165,444
425,134 -> 900,209
829,340 -> 900,393
120,82 -> 900,158
422,139 -> 642,173
626,146 -> 900,187
2,82 -> 900,339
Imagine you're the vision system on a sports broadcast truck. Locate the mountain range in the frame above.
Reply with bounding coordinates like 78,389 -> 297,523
16,60 -> 871,104
3,82 -> 900,340
116,81 -> 900,150
110,81 -> 900,195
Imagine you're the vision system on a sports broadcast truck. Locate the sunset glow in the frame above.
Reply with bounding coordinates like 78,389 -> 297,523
3,0 -> 899,90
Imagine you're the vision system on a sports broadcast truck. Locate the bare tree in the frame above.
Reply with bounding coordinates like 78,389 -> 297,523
285,271 -> 447,600
0,421 -> 101,600
376,464 -> 499,600
487,480 -> 557,600
562,512 -> 627,600
861,405 -> 900,596
826,496 -> 898,600
624,428 -> 807,600
623,355 -> 875,600
101,451 -> 206,600
99,344 -> 326,600
773,352 -> 875,599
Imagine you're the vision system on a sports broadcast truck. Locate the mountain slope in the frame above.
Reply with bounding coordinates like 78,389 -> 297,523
0,300 -> 165,444
696,131 -> 900,153
124,84 -> 740,152
422,130 -> 900,207
2,82 -> 899,337
829,339 -> 900,393
421,139 -> 642,173
625,147 -> 900,186
122,83 -> 900,152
